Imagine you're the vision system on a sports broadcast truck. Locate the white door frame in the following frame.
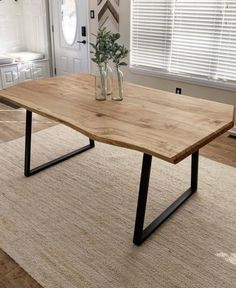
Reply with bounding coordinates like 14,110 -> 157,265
45,0 -> 54,76
48,0 -> 91,76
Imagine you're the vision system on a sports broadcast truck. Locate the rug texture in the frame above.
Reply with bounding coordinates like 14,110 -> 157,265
0,125 -> 235,288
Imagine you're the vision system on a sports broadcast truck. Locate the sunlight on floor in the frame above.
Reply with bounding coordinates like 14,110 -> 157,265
216,252 -> 236,266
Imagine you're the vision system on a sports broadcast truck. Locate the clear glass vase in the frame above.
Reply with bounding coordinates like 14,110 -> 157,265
112,66 -> 124,101
95,65 -> 107,101
104,62 -> 113,96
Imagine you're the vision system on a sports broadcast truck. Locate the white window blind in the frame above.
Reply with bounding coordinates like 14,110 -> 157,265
131,0 -> 236,89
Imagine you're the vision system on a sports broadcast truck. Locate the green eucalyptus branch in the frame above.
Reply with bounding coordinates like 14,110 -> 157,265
90,27 -> 129,67
90,27 -> 117,65
112,44 -> 129,67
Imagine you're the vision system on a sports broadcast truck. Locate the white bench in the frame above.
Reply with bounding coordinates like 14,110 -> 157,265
0,52 -> 50,90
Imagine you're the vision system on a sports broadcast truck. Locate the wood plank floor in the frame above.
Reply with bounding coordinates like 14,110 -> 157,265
0,103 -> 55,143
0,102 -> 235,288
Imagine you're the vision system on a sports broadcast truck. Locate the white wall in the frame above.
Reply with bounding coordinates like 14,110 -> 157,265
89,0 -> 99,73
23,0 -> 49,56
0,0 -> 25,53
0,0 -> 49,56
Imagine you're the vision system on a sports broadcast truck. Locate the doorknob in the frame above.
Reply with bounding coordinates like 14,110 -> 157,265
77,40 -> 86,44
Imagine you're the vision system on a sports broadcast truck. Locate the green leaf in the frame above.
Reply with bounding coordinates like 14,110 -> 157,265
90,43 -> 97,50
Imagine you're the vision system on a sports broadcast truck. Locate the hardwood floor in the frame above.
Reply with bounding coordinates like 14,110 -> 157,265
0,102 -> 235,288
0,103 -> 55,143
0,251 -> 42,288
201,132 -> 236,168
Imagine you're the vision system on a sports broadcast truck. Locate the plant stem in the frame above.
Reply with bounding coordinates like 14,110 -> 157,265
116,65 -> 123,100
99,65 -> 106,97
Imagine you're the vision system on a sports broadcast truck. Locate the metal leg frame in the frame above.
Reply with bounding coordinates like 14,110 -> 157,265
133,151 -> 199,246
24,110 -> 95,177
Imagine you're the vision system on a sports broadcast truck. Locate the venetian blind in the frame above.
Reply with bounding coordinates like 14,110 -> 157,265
131,0 -> 236,87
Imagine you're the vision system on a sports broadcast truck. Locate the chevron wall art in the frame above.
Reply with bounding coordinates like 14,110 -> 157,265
97,0 -> 120,32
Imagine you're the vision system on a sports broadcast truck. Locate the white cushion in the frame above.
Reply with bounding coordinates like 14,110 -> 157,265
0,55 -> 14,65
7,51 -> 45,62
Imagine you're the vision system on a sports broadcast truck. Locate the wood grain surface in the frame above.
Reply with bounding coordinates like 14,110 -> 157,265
0,73 -> 234,163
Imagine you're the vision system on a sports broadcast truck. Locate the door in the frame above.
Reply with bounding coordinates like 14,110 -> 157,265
51,0 -> 89,75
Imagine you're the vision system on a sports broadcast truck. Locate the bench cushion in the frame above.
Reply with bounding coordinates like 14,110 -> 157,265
0,55 -> 14,65
7,51 -> 45,62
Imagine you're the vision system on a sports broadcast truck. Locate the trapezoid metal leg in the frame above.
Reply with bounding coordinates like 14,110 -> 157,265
133,151 -> 199,246
24,110 -> 95,177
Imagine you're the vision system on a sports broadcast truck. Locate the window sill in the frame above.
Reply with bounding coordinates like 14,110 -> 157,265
129,66 -> 236,92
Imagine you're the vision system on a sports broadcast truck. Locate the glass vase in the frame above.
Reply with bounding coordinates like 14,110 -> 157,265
95,65 -> 107,101
112,66 -> 124,101
104,62 -> 113,96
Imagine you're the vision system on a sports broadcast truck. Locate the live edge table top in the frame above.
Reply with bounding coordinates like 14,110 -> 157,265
0,73 -> 234,164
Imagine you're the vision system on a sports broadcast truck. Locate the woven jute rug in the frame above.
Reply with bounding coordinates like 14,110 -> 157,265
0,125 -> 235,288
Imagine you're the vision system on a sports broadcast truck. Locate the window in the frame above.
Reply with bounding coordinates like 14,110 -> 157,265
131,0 -> 236,90
61,0 -> 78,46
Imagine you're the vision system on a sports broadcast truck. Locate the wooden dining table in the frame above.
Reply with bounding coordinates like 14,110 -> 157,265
0,73 -> 234,245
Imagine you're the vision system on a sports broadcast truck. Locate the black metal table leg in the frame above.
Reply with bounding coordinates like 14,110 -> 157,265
133,151 -> 199,246
24,110 -> 95,177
